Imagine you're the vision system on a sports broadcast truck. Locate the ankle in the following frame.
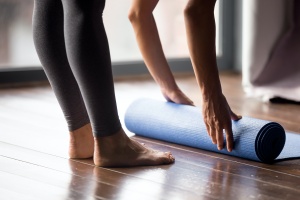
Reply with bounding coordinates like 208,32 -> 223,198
68,123 -> 94,159
93,128 -> 127,150
70,123 -> 93,139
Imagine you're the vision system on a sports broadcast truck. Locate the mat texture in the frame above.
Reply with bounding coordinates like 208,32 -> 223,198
125,99 -> 300,163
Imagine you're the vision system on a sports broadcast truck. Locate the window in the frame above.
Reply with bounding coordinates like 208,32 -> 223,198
0,0 -> 38,68
0,0 -> 230,84
105,0 -> 220,61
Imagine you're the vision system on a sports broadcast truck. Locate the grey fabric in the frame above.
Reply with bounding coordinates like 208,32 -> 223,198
242,0 -> 300,101
254,1 -> 300,85
33,0 -> 121,136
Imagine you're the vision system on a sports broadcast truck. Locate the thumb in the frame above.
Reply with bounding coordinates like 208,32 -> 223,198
229,108 -> 242,121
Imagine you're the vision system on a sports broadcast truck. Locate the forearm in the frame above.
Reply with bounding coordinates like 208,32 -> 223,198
184,1 -> 222,100
129,0 -> 177,91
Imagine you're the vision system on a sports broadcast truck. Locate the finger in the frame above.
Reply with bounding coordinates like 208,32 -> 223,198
210,126 -> 217,144
177,98 -> 190,105
205,123 -> 211,137
181,95 -> 194,106
186,97 -> 195,106
229,109 -> 242,121
216,128 -> 224,150
189,100 -> 195,106
225,126 -> 234,152
184,99 -> 194,106
181,92 -> 194,105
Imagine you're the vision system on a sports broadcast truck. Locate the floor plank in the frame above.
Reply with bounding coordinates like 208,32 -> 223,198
0,142 -> 196,200
134,137 -> 300,177
0,72 -> 300,199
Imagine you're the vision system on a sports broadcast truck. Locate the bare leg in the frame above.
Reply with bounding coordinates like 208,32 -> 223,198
184,0 -> 241,152
129,0 -> 193,105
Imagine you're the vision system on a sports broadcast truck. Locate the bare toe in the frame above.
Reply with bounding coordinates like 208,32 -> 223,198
161,152 -> 175,164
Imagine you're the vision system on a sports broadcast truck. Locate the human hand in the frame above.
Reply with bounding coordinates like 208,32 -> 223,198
202,93 -> 241,152
161,87 -> 194,106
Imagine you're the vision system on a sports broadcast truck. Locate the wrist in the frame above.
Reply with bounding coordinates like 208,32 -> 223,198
200,81 -> 222,102
157,78 -> 178,93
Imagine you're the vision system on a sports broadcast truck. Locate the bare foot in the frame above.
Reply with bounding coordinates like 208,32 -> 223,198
161,87 -> 194,106
69,123 -> 94,159
93,128 -> 175,167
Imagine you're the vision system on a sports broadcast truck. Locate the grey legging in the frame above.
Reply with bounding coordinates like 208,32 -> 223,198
33,0 -> 121,137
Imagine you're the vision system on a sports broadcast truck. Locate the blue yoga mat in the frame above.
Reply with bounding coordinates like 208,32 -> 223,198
125,98 -> 300,163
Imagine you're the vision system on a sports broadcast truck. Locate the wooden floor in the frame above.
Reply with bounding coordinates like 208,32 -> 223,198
0,72 -> 300,200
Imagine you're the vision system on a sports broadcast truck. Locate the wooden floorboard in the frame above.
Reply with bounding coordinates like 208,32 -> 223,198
133,137 -> 300,177
0,142 -> 196,200
0,72 -> 300,199
0,170 -> 90,200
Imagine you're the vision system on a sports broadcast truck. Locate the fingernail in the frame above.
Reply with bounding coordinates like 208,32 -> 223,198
228,148 -> 232,152
218,146 -> 222,150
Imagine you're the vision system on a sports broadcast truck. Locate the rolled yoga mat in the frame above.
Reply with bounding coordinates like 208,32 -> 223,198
125,98 -> 300,164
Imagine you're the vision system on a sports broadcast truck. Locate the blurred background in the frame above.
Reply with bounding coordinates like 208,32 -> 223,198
0,0 -> 299,101
0,0 -> 220,67
0,0 -> 223,81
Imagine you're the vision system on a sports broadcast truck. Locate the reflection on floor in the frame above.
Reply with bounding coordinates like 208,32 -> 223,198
0,72 -> 299,199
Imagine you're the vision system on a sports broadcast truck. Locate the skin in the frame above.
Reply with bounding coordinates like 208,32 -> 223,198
128,0 -> 194,106
69,123 -> 175,167
33,0 -> 175,167
93,128 -> 175,167
128,0 -> 241,152
69,123 -> 94,159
